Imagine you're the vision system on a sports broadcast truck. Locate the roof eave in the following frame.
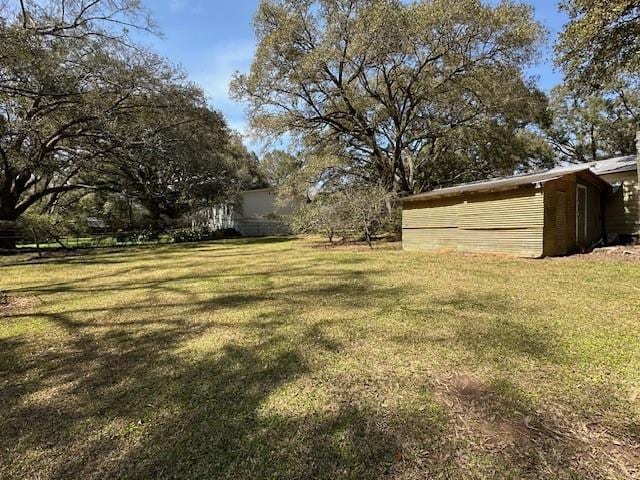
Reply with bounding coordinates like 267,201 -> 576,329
399,182 -> 546,203
594,165 -> 638,176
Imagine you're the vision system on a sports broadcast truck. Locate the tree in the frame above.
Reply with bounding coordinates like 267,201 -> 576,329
0,0 -> 158,249
225,133 -> 270,191
556,0 -> 640,214
290,184 -> 393,247
343,184 -> 395,247
290,195 -> 343,243
545,83 -> 639,163
99,84 -> 238,232
1,0 -> 248,248
232,0 -> 550,196
556,0 -> 640,91
260,150 -> 302,189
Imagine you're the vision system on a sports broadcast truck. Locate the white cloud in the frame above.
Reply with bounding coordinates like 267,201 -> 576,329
189,40 -> 257,149
168,0 -> 186,12
191,40 -> 255,104
168,0 -> 206,14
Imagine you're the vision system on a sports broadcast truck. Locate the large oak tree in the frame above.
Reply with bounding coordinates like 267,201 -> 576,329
232,0 -> 551,195
556,0 -> 640,91
0,0 -> 248,248
545,82 -> 639,163
101,88 -> 255,232
556,0 -> 640,197
0,0 -> 159,248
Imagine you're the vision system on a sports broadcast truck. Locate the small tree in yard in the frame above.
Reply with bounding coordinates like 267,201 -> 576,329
291,185 -> 394,247
336,185 -> 395,247
290,197 -> 343,244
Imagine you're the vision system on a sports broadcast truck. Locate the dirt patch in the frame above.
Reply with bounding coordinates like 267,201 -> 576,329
581,245 -> 640,261
434,374 -> 537,448
0,294 -> 40,316
434,373 -> 640,476
446,374 -> 494,402
439,376 -> 526,443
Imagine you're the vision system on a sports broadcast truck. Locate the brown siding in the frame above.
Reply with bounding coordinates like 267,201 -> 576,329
543,178 -> 572,256
599,171 -> 640,236
582,179 -> 604,246
544,173 -> 607,255
402,187 -> 544,257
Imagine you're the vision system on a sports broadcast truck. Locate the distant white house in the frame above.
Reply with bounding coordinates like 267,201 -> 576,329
194,187 -> 296,237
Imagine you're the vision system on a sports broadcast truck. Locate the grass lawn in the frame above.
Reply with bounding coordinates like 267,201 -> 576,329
1,238 -> 639,479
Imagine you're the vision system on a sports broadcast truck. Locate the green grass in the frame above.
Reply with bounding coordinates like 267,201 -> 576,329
1,238 -> 639,479
17,233 -> 174,250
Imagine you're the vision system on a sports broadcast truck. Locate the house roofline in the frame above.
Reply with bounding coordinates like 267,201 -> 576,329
400,166 -> 604,203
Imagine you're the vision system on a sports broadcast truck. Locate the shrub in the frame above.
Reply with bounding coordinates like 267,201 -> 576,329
169,228 -> 240,244
290,185 -> 396,247
115,229 -> 155,244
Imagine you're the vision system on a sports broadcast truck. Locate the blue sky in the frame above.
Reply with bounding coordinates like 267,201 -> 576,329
142,0 -> 568,152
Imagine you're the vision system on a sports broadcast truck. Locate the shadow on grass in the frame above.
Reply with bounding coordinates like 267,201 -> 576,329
391,291 -> 563,365
442,292 -> 564,364
0,309 -> 444,479
6,256 -> 389,312
0,255 -> 424,478
4,236 -> 296,267
2,245 -> 638,478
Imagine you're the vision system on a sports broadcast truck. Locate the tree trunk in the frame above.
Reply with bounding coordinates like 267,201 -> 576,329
128,197 -> 133,230
0,218 -> 18,251
364,223 -> 373,248
31,227 -> 42,258
145,200 -> 162,235
1,174 -> 20,250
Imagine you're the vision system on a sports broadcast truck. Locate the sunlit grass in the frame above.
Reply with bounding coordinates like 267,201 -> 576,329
1,238 -> 639,479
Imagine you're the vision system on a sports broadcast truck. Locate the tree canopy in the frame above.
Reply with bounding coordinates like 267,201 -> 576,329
96,83 -> 235,231
232,0 -> 551,195
0,0 -> 249,248
555,0 -> 640,203
556,0 -> 640,91
545,82 -> 639,163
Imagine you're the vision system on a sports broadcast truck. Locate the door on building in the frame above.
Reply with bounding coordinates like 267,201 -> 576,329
576,184 -> 587,246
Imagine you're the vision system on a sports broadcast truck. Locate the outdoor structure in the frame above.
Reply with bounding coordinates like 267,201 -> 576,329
401,156 -> 639,257
594,156 -> 640,240
194,187 -> 295,237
